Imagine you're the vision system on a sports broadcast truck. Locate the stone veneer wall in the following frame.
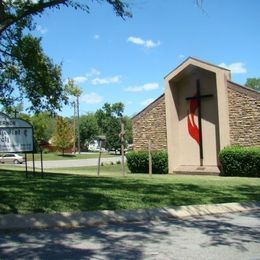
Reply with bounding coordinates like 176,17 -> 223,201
132,94 -> 167,151
227,81 -> 260,147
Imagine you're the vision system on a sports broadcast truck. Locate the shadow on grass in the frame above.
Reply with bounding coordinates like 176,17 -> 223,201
0,168 -> 260,215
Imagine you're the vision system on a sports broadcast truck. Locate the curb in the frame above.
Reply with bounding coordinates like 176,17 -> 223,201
0,201 -> 259,231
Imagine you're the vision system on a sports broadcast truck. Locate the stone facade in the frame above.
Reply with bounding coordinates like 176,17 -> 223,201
132,94 -> 167,151
227,81 -> 260,147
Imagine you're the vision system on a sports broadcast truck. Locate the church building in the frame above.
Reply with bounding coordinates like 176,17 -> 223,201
132,57 -> 260,174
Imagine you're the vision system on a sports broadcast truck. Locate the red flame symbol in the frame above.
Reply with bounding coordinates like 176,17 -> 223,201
187,94 -> 200,145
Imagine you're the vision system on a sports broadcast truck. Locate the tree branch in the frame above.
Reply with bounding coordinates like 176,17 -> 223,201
0,47 -> 13,58
0,0 -> 68,35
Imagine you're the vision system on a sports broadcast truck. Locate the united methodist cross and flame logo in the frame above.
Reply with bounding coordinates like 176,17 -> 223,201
187,92 -> 200,145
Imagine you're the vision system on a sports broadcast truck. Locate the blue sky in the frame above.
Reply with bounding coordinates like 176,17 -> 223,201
33,0 -> 260,117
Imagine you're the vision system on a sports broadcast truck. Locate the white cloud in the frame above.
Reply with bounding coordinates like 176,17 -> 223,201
66,69 -> 121,86
36,25 -> 48,35
80,92 -> 103,104
218,62 -> 247,74
125,83 -> 160,92
178,54 -> 185,59
86,69 -> 101,78
141,98 -> 155,106
145,40 -> 160,48
73,76 -> 88,84
94,34 -> 100,40
91,75 -> 122,85
127,36 -> 161,48
69,69 -> 101,84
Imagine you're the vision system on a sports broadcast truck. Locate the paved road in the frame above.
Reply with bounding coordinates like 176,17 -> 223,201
0,210 -> 259,259
23,156 -> 122,169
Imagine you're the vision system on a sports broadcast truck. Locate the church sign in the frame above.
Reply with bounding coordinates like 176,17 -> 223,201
0,113 -> 33,153
164,57 -> 232,173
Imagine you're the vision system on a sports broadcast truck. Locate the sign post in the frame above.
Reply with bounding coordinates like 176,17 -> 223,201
96,135 -> 106,176
148,139 -> 152,177
119,119 -> 126,177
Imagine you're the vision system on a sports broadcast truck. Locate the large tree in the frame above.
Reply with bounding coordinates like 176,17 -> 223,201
30,112 -> 56,142
79,113 -> 100,148
95,102 -> 124,152
0,0 -> 131,112
0,30 -> 66,112
0,0 -> 131,35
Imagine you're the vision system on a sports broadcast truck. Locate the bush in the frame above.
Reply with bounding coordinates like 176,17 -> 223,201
219,146 -> 260,177
42,148 -> 49,154
126,150 -> 168,174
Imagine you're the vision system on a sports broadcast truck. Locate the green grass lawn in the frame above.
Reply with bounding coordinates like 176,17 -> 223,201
0,165 -> 259,215
24,152 -> 117,161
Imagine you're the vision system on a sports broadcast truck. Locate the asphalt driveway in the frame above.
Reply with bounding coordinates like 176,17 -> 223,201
0,210 -> 259,259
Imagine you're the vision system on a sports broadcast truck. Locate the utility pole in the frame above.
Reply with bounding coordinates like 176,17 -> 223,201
65,79 -> 82,155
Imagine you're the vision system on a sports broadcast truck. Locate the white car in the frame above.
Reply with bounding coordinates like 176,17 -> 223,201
0,153 -> 24,164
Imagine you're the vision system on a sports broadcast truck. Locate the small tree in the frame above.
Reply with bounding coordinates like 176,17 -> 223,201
123,116 -> 133,145
65,79 -> 82,153
245,78 -> 260,91
52,116 -> 74,155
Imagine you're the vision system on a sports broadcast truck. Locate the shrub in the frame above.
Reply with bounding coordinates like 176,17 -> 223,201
43,148 -> 49,154
126,150 -> 168,174
219,146 -> 260,177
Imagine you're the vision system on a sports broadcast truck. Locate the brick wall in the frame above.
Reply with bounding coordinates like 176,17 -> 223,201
132,94 -> 167,151
227,81 -> 260,147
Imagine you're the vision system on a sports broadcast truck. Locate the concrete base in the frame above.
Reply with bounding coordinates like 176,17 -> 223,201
172,165 -> 220,175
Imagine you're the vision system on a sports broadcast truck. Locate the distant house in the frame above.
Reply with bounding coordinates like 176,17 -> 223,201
88,140 -> 100,152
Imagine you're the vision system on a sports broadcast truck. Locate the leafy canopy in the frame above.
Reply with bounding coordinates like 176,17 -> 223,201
245,78 -> 260,91
96,102 -> 124,151
79,113 -> 100,146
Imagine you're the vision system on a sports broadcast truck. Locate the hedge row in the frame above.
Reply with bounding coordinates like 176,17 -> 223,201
126,146 -> 259,177
219,146 -> 260,177
126,150 -> 168,174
